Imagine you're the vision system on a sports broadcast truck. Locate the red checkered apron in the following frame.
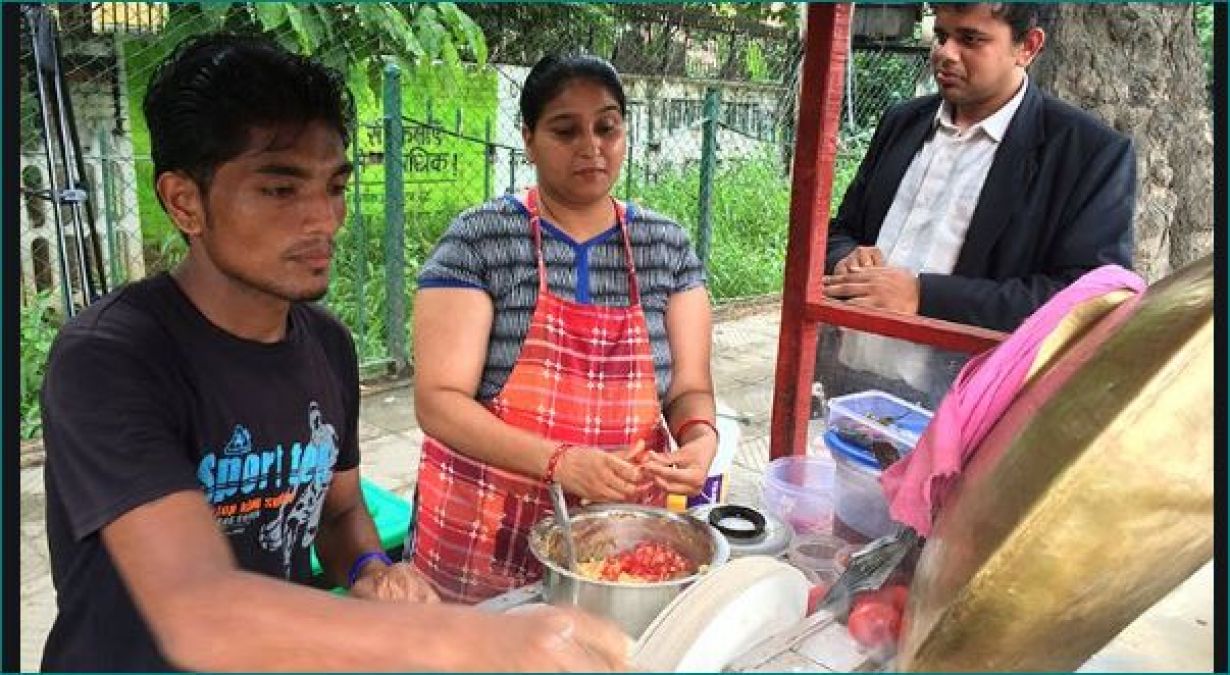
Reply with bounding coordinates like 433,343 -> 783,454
410,187 -> 670,603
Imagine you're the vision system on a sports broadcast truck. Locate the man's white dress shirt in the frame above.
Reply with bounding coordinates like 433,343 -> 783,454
838,76 -> 1029,393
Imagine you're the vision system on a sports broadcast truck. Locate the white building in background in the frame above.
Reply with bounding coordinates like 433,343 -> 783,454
489,63 -> 790,199
20,27 -> 147,311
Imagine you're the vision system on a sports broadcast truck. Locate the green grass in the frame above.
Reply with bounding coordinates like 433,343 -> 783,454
632,145 -> 863,299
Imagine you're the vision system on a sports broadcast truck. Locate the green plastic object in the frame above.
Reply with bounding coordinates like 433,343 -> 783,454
309,478 -> 414,581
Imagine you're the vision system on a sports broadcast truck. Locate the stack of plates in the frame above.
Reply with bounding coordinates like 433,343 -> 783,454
631,556 -> 810,672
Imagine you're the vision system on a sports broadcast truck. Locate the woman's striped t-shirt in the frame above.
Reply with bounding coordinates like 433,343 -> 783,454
418,195 -> 707,402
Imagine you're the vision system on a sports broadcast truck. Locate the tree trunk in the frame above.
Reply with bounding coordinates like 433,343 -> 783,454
1032,4 -> 1213,282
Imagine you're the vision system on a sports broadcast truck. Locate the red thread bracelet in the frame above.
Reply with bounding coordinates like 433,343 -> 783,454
543,442 -> 573,483
673,418 -> 719,444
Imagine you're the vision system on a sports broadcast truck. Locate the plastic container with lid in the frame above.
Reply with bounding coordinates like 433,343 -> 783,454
826,390 -> 932,457
689,503 -> 793,558
825,430 -> 901,541
761,455 -> 836,536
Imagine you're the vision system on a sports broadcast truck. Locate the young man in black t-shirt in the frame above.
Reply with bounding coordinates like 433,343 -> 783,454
39,34 -> 627,672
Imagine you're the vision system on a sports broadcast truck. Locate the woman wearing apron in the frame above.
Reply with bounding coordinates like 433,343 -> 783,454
408,54 -> 719,603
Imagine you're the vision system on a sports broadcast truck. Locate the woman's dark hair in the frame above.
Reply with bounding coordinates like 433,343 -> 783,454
519,53 -> 627,130
142,33 -> 354,200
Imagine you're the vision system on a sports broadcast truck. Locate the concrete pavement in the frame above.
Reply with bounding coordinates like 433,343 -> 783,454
17,302 -> 1214,671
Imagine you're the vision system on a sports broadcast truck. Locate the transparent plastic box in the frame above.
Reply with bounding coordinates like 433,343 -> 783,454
826,430 -> 895,540
825,390 -> 933,456
761,455 -> 835,536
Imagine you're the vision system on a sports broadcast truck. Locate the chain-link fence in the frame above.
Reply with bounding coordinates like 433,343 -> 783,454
839,42 -> 933,166
18,2 -> 933,439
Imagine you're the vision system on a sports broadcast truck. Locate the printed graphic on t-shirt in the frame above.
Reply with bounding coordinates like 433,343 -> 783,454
195,401 -> 339,577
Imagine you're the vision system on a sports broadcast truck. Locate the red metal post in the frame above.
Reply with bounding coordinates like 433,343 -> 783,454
807,300 -> 1008,355
770,4 -> 852,461
770,5 -> 1010,463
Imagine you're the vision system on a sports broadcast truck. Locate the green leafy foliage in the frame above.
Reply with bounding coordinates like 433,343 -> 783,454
1194,3 -> 1214,89
171,3 -> 488,105
745,41 -> 768,81
20,291 -> 63,439
462,3 -> 797,82
848,51 -> 926,131
191,3 -> 487,65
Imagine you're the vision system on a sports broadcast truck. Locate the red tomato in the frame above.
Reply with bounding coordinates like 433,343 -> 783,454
876,584 -> 909,612
846,598 -> 902,650
849,590 -> 877,613
807,583 -> 829,615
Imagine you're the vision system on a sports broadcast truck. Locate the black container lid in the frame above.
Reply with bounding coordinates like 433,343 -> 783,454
689,503 -> 793,558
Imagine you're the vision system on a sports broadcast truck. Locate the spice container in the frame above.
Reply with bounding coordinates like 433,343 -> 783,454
826,390 -> 932,457
689,503 -> 793,559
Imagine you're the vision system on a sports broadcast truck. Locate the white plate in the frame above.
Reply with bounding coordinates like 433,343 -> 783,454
632,556 -> 809,672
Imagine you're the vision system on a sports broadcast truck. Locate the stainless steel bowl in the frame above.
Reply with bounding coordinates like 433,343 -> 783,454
528,504 -> 729,638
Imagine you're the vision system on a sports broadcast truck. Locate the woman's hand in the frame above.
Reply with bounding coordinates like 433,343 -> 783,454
641,435 -> 718,496
556,446 -> 644,503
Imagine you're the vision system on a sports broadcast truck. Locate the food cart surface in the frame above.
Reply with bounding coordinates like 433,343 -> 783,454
17,305 -> 1213,672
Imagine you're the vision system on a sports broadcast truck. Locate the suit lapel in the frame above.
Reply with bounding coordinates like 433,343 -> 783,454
865,99 -> 940,240
954,83 -> 1046,274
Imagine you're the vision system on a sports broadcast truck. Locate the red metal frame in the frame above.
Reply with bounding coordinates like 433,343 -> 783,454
769,4 -> 1008,460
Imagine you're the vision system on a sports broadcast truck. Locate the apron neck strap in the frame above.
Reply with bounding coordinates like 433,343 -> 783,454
524,187 -> 641,305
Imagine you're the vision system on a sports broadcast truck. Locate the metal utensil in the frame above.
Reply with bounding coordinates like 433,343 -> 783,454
818,526 -> 918,615
547,483 -> 578,572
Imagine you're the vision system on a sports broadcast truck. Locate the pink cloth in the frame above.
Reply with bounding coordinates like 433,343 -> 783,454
880,265 -> 1146,537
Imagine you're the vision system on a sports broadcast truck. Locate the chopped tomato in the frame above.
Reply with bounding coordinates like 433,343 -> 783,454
596,542 -> 693,582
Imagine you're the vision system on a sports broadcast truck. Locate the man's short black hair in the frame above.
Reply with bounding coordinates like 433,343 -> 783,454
931,3 -> 1052,42
143,33 -> 354,201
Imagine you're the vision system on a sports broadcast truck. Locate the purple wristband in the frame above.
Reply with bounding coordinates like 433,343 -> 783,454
347,551 -> 393,588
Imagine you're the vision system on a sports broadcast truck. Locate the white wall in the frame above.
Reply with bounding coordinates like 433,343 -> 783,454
489,63 -> 790,198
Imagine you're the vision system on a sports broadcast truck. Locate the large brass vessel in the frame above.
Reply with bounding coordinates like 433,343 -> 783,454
898,257 -> 1215,671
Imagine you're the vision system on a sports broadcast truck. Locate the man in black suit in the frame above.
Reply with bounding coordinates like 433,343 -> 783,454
818,3 -> 1136,407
